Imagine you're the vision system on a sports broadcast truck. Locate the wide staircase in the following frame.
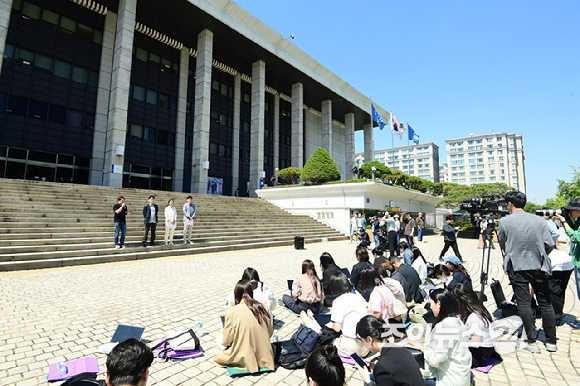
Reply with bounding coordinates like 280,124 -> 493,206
0,179 -> 347,271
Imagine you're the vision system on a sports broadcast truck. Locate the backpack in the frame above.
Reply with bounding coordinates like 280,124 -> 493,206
291,324 -> 319,352
274,339 -> 309,369
61,373 -> 106,386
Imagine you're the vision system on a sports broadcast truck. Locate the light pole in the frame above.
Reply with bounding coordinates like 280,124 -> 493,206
371,166 -> 376,181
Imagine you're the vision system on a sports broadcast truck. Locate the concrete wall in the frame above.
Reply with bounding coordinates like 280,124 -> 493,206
305,109 -> 322,160
332,122 -> 346,179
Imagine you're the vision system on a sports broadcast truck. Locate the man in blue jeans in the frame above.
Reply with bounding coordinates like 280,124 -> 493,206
113,196 -> 132,249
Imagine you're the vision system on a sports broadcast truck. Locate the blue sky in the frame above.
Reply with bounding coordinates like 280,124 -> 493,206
234,0 -> 579,204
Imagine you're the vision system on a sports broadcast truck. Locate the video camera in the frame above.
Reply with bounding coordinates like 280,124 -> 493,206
535,209 -> 562,217
459,193 -> 509,216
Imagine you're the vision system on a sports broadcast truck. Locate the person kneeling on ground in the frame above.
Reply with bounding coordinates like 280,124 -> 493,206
304,345 -> 346,386
283,259 -> 325,314
215,280 -> 275,372
106,338 -> 153,386
452,284 -> 502,368
410,289 -> 472,386
356,315 -> 424,386
329,272 -> 369,357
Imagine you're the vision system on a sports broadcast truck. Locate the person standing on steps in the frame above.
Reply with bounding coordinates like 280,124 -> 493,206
164,199 -> 177,246
183,195 -> 196,244
142,195 -> 158,247
113,196 -> 132,249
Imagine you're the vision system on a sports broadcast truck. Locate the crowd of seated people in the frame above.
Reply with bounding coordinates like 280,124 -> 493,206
107,241 -> 503,386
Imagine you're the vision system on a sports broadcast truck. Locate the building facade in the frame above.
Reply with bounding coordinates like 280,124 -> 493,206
439,162 -> 448,183
0,0 -> 388,196
355,142 -> 440,182
445,133 -> 526,192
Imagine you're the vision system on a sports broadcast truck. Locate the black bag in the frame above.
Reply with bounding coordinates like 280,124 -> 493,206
490,279 -> 518,317
292,324 -> 319,352
274,340 -> 309,369
61,373 -> 106,386
405,347 -> 425,369
294,236 -> 305,250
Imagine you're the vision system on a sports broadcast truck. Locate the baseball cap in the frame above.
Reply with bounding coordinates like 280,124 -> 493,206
443,255 -> 462,266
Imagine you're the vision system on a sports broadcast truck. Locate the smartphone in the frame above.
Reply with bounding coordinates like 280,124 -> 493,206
220,316 -> 225,328
350,353 -> 369,370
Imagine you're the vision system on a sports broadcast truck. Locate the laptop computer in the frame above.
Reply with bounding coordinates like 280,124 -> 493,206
110,325 -> 145,343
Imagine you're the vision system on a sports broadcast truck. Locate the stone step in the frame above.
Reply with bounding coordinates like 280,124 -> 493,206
0,232 -> 346,262
0,234 -> 348,271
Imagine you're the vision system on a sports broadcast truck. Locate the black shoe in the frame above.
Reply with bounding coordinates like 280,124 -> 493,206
142,242 -> 147,248
439,256 -> 444,261
150,243 -> 155,247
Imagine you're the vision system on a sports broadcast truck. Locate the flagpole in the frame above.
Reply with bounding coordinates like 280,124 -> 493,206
390,110 -> 394,149
407,122 -> 410,146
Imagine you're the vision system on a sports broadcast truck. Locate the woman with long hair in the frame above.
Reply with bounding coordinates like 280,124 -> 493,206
329,272 -> 369,357
214,280 -> 275,372
355,315 -> 424,386
282,259 -> 325,314
411,246 -> 428,282
360,267 -> 396,322
226,267 -> 277,317
320,252 -> 341,307
351,246 -> 373,293
304,345 -> 345,386
410,289 -> 471,385
433,261 -> 472,290
452,284 -> 502,368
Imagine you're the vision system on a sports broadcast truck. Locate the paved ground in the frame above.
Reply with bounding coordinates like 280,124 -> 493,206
1,233 -> 579,386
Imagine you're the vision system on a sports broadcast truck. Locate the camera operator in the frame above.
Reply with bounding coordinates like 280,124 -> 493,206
498,190 -> 557,353
554,198 -> 580,301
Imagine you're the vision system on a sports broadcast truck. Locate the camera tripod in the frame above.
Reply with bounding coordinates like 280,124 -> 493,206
476,219 -> 504,302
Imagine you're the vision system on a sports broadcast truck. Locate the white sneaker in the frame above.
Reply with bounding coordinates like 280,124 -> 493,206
121,245 -> 126,249
184,240 -> 189,244
164,243 -> 168,246
115,245 -> 120,249
169,242 -> 174,246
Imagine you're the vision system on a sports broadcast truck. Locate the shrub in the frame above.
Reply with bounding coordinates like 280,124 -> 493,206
360,161 -> 391,179
277,167 -> 302,185
300,148 -> 341,183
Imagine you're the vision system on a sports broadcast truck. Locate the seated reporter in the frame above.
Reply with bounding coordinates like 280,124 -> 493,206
304,345 -> 346,386
329,272 -> 369,357
320,252 -> 342,307
433,263 -> 471,290
215,280 -> 275,372
106,338 -> 153,386
356,315 -> 424,386
283,259 -> 325,314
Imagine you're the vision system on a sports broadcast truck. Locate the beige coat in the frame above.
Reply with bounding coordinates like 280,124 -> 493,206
214,303 -> 275,372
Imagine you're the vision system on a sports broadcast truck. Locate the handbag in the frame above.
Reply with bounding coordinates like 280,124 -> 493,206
274,340 -> 309,369
292,324 -> 319,352
152,330 -> 204,361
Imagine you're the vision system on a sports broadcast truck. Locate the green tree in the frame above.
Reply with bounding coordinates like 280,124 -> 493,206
524,202 -> 542,214
545,165 -> 580,208
277,167 -> 302,185
360,161 -> 391,179
435,183 -> 513,209
300,148 -> 341,183
406,176 -> 424,191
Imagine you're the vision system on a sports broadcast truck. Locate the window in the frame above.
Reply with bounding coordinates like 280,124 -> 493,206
131,124 -> 143,139
161,58 -> 171,71
212,80 -> 220,91
476,139 -> 482,143
170,97 -> 177,111
22,2 -> 41,19
77,24 -> 93,41
157,130 -> 168,145
136,48 -> 148,62
243,93 -> 250,103
34,53 -> 53,72
468,140 -> 474,144
29,100 -> 47,119
16,47 -> 34,67
48,105 -> 66,124
59,16 -> 76,33
93,30 -> 103,45
220,83 -> 228,96
149,53 -> 160,66
209,142 -> 218,155
489,163 -> 495,168
146,89 -> 157,105
72,65 -> 88,84
88,71 -> 98,87
145,127 -> 156,143
468,146 -> 474,150
67,110 -> 83,128
159,93 -> 169,108
42,9 -> 59,25
133,85 -> 145,101
490,176 -> 496,181
488,157 -> 494,161
7,96 -> 27,116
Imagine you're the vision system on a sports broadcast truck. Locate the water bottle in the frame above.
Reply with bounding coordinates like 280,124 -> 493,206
57,362 -> 67,376
272,329 -> 279,342
197,317 -> 203,331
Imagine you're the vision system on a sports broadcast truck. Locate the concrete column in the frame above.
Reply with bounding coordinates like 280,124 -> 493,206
173,46 -> 189,192
363,123 -> 374,164
231,73 -> 241,195
321,99 -> 332,157
291,83 -> 304,167
249,60 -> 265,198
191,29 -> 213,194
0,0 -> 13,77
345,113 -> 355,175
273,93 -> 279,172
89,11 -> 116,186
103,0 -> 136,188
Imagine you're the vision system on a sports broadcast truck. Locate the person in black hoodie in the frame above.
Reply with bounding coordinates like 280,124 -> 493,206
320,252 -> 341,307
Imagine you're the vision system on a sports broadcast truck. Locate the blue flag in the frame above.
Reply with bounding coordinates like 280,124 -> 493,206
408,124 -> 420,145
371,103 -> 385,130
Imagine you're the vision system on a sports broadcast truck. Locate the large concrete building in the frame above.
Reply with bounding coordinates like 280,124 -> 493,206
445,132 -> 526,192
0,0 -> 389,196
355,142 -> 440,182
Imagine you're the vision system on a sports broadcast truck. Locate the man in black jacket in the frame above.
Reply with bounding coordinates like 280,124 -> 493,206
391,256 -> 424,304
439,216 -> 464,262
142,195 -> 158,247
